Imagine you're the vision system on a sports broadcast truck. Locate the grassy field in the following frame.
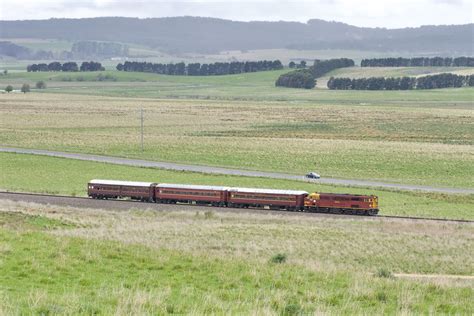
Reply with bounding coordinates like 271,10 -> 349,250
2,152 -> 473,220
1,93 -> 473,189
2,68 -> 474,102
0,200 -> 473,314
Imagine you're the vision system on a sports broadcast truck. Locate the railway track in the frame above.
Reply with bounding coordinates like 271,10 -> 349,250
0,191 -> 472,223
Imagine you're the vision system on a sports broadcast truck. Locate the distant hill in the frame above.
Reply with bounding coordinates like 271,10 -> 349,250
0,17 -> 472,55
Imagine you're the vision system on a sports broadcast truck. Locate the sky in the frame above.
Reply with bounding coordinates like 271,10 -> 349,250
0,0 -> 472,28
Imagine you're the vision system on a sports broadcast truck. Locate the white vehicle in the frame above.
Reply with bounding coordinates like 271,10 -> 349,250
305,172 -> 321,179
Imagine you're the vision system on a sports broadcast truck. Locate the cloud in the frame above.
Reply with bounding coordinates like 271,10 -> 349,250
0,0 -> 472,28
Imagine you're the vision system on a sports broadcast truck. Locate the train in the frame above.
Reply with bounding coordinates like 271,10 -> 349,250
88,179 -> 379,216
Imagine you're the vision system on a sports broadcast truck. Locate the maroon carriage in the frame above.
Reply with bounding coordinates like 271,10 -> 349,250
227,187 -> 308,211
88,179 -> 157,201
155,183 -> 229,206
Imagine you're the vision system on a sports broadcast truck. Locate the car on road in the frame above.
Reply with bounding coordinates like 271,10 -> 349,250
305,172 -> 321,179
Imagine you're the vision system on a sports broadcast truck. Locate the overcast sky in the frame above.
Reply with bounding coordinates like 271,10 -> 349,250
0,0 -> 472,28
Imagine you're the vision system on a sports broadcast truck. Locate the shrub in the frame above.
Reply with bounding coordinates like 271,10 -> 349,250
270,253 -> 287,264
21,84 -> 30,93
36,81 -> 47,89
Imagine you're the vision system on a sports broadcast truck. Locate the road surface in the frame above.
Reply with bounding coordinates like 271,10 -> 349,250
1,147 -> 472,194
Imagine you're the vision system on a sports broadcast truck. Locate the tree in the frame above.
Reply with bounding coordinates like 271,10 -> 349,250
3,70 -> 7,75
275,69 -> 316,89
311,58 -> 355,78
5,85 -> 13,93
62,62 -> 79,72
48,62 -> 62,71
297,61 -> 306,68
288,61 -> 296,68
21,83 -> 30,93
36,81 -> 47,89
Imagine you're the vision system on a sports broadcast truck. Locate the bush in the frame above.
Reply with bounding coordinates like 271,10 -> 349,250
21,84 -> 30,93
270,253 -> 287,264
36,81 -> 47,89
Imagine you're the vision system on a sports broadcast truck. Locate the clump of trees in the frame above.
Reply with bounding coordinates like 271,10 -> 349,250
27,61 -> 104,72
116,60 -> 283,76
310,58 -> 354,78
289,61 -> 308,69
275,69 -> 315,89
361,57 -> 474,67
327,73 -> 474,90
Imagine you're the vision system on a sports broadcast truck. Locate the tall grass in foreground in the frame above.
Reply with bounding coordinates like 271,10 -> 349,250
0,201 -> 473,314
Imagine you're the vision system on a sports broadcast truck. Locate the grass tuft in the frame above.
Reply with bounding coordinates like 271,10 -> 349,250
270,253 -> 287,264
376,268 -> 394,278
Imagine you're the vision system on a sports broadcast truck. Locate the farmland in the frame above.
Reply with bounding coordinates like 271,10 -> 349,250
1,50 -> 473,314
1,199 -> 473,314
0,90 -> 473,188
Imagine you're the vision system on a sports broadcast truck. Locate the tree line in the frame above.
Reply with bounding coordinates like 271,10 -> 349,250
310,58 -> 355,78
327,73 -> 474,90
27,61 -> 105,72
361,57 -> 474,67
116,60 -> 283,76
275,69 -> 315,89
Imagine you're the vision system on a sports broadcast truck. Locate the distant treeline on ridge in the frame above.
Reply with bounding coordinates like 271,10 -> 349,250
116,60 -> 283,76
361,57 -> 474,67
27,61 -> 105,72
328,73 -> 474,90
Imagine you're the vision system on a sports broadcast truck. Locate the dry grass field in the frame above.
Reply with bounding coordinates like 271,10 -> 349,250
1,200 -> 473,313
1,93 -> 473,188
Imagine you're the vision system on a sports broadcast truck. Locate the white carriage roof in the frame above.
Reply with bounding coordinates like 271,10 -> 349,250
157,183 -> 230,191
89,179 -> 156,187
228,187 -> 308,195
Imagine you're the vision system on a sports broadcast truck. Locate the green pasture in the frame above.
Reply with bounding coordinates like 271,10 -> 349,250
1,68 -> 473,106
1,198 -> 473,314
1,93 -> 472,188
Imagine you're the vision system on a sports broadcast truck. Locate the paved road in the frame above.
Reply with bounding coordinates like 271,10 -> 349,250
2,147 -> 473,194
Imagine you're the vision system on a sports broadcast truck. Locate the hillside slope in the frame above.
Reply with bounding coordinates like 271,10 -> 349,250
0,17 -> 472,54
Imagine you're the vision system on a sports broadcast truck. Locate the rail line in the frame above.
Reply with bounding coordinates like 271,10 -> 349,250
0,191 -> 472,223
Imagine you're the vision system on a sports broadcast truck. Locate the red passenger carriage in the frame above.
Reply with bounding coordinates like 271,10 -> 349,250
87,179 -> 156,201
155,183 -> 229,206
227,188 -> 308,211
